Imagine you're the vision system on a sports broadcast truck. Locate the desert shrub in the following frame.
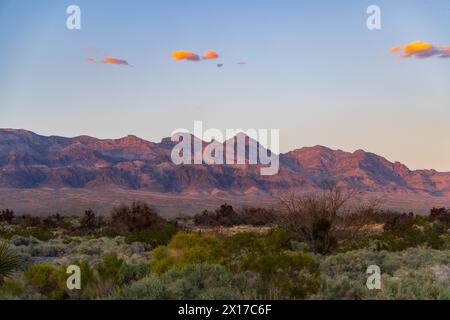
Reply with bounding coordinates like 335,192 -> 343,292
63,236 -> 151,266
151,229 -> 319,299
321,247 -> 450,277
430,207 -> 450,226
117,262 -> 151,286
221,228 -> 292,262
27,227 -> 54,241
41,214 -> 68,229
0,224 -> 54,241
80,209 -> 106,231
280,188 -> 378,255
379,269 -> 450,300
340,218 -> 450,252
239,206 -> 278,226
318,273 -> 368,300
9,235 -> 39,247
110,201 -> 161,232
17,215 -> 42,228
24,263 -> 67,299
151,232 -> 222,275
152,231 -> 280,276
0,277 -> 22,299
243,250 -> 320,299
75,260 -> 97,287
15,253 -> 33,271
113,264 -> 256,300
0,209 -> 14,224
0,241 -> 20,285
99,227 -> 122,238
317,247 -> 450,299
113,276 -> 167,299
61,260 -> 100,299
97,253 -> 124,282
383,212 -> 415,232
125,223 -> 178,247
29,242 -> 66,257
161,264 -> 257,299
194,204 -> 277,227
222,231 -> 319,299
28,227 -> 54,241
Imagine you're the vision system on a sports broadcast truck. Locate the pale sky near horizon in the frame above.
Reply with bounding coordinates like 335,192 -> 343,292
0,0 -> 450,171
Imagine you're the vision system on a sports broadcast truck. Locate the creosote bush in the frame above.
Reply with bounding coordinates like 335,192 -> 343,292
24,263 -> 67,299
114,263 -> 257,300
150,229 -> 320,299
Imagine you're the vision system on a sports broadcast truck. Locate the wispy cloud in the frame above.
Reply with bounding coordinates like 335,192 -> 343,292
102,57 -> 130,65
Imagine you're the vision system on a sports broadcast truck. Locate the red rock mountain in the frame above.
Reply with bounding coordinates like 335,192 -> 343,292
1,128 -> 450,196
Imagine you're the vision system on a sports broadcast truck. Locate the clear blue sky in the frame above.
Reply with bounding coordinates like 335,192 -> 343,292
0,0 -> 449,170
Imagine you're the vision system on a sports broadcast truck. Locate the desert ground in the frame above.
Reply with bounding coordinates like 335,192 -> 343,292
1,187 -> 449,217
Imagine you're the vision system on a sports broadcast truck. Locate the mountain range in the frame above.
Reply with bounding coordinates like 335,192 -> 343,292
1,128 -> 450,198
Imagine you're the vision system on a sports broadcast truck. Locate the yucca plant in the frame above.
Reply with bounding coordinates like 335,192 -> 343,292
0,241 -> 20,285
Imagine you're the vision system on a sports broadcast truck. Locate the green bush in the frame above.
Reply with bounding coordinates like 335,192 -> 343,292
117,262 -> 150,285
74,260 -> 97,288
0,277 -> 22,299
125,223 -> 178,248
151,232 -> 223,275
24,263 -> 67,299
317,247 -> 450,300
114,264 -> 256,300
150,229 -> 319,299
243,251 -> 320,299
113,276 -> 167,300
380,270 -> 450,300
97,253 -> 124,282
0,226 -> 54,241
340,219 -> 450,252
220,229 -> 320,298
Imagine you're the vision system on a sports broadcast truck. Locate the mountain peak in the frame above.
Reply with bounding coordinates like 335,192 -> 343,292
117,134 -> 147,145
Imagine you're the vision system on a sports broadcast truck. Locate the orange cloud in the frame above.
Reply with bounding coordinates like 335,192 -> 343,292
391,40 -> 450,59
102,57 -> 130,65
403,40 -> 433,57
172,50 -> 200,61
203,50 -> 219,60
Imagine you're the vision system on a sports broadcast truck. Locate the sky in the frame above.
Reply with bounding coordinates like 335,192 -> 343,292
0,0 -> 450,171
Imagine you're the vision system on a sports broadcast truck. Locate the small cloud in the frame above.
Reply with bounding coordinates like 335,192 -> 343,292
391,40 -> 450,59
172,50 -> 200,61
203,50 -> 219,60
102,57 -> 130,65
85,57 -> 96,63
